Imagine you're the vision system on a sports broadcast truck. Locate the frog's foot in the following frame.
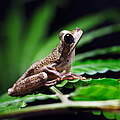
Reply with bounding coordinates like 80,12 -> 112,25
44,78 -> 60,86
61,72 -> 86,81
71,73 -> 86,80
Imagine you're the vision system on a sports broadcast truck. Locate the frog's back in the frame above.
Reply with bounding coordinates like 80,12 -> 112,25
18,45 -> 62,81
38,43 -> 63,68
40,48 -> 61,66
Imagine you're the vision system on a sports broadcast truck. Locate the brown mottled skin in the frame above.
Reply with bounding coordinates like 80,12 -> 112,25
8,27 -> 85,97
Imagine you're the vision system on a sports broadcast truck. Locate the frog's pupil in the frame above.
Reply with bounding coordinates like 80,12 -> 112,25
64,34 -> 74,44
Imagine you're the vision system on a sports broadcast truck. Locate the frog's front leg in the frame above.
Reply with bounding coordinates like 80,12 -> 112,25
62,65 -> 86,80
42,65 -> 62,78
8,72 -> 48,97
62,73 -> 86,80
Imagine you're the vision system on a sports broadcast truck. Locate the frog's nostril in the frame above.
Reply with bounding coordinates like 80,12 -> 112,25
75,27 -> 80,32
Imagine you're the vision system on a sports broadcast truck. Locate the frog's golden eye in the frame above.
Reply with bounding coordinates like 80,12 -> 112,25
64,33 -> 74,44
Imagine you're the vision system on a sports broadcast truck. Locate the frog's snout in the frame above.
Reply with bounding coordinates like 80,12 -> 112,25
75,27 -> 81,32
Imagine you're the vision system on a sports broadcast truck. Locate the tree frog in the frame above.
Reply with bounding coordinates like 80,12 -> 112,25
8,27 -> 85,96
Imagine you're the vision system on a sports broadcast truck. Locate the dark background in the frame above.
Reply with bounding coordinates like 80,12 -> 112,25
0,0 -> 120,51
0,0 -> 120,119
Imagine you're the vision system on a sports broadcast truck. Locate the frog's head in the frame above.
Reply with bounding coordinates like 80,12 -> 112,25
59,27 -> 83,55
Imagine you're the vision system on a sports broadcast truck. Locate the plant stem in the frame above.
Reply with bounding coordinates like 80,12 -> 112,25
50,86 -> 70,103
0,100 -> 120,119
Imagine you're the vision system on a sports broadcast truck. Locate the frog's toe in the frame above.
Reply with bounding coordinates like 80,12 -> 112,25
44,79 -> 58,86
79,76 -> 86,80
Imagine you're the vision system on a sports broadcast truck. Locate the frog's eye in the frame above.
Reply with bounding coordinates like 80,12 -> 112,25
64,33 -> 74,44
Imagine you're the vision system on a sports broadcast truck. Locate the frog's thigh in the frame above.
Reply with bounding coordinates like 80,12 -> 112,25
8,72 -> 48,96
23,72 -> 48,84
21,72 -> 48,87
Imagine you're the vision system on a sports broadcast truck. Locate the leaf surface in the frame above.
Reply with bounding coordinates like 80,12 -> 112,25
72,59 -> 120,75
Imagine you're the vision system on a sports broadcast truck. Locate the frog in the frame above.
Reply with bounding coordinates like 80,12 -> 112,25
8,27 -> 86,97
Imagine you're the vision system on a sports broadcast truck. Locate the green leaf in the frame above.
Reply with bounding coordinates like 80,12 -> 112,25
0,78 -> 120,118
103,9 -> 120,22
63,78 -> 119,94
77,24 -> 120,48
74,78 -> 119,88
61,78 -> 120,99
116,113 -> 120,120
20,2 -> 55,72
103,112 -> 115,119
5,7 -> 22,68
3,7 -> 23,89
0,48 -> 4,93
0,93 -> 58,113
72,59 -> 120,75
92,111 -> 101,115
92,111 -> 120,120
56,80 -> 68,87
56,79 -> 80,89
64,9 -> 120,31
70,82 -> 120,101
75,46 -> 120,61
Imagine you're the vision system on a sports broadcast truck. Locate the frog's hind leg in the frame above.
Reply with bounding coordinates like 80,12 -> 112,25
8,72 -> 48,97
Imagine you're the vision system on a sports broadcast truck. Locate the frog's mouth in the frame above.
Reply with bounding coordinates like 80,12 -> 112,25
68,27 -> 83,56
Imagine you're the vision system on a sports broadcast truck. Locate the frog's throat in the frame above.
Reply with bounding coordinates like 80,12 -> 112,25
68,28 -> 83,56
68,40 -> 79,56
